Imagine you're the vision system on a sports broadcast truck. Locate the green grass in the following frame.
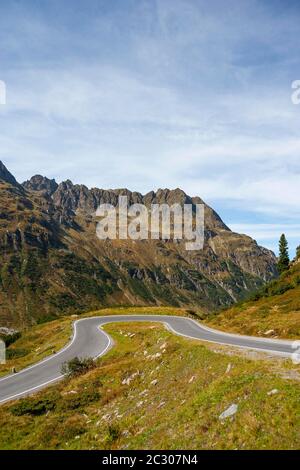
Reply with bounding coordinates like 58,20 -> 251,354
0,317 -> 72,377
207,263 -> 300,339
0,322 -> 299,450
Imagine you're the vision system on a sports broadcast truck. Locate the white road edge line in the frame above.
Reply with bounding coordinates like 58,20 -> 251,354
0,327 -> 112,404
0,376 -> 62,404
192,319 -> 293,345
94,318 -> 293,358
0,320 -> 79,383
163,323 -> 292,358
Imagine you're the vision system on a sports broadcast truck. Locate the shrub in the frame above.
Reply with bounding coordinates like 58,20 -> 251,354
186,309 -> 197,316
106,424 -> 120,444
59,388 -> 101,411
293,275 -> 300,287
267,282 -> 292,296
59,415 -> 87,440
10,395 -> 57,416
6,348 -> 29,359
0,331 -> 21,347
61,357 -> 96,378
248,292 -> 263,302
36,314 -> 58,324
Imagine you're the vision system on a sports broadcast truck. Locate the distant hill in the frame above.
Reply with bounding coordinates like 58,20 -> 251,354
207,260 -> 300,339
0,161 -> 277,328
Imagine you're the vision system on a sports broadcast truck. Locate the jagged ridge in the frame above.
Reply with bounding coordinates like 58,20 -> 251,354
0,161 -> 277,327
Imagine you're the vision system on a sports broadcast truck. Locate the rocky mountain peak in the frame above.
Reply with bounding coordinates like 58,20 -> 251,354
62,179 -> 74,188
0,161 -> 19,186
0,160 -> 278,327
22,174 -> 58,195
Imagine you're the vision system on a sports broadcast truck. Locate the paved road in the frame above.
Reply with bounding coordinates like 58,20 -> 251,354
0,315 -> 296,404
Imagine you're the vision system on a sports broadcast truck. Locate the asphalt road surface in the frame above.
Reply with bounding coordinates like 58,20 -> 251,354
0,315 -> 296,404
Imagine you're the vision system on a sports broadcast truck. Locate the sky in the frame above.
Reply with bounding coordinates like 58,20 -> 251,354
0,0 -> 299,256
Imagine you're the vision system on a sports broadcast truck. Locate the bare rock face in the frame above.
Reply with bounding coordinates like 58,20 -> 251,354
49,182 -> 277,279
0,161 -> 19,186
22,175 -> 58,195
0,161 -> 278,327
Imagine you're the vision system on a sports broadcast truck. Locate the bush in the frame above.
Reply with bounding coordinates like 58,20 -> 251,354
106,424 -> 120,444
10,395 -> 57,416
293,275 -> 300,287
6,348 -> 29,359
184,309 -> 206,320
248,291 -> 263,302
36,314 -> 58,324
61,357 -> 96,378
0,331 -> 21,347
266,282 -> 292,296
250,279 -> 294,301
59,388 -> 100,410
59,416 -> 87,440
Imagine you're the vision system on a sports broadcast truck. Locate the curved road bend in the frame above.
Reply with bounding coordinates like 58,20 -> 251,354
0,315 -> 296,404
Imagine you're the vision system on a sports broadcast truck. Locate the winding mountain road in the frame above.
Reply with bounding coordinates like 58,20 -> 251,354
0,315 -> 296,404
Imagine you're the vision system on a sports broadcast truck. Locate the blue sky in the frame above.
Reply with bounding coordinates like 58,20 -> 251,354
0,0 -> 299,255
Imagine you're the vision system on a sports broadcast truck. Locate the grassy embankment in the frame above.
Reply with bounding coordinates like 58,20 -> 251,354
0,321 -> 299,450
206,262 -> 300,339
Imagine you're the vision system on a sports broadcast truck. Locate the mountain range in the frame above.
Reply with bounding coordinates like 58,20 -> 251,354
0,161 -> 277,328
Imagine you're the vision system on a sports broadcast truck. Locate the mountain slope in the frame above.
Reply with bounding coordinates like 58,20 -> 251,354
207,260 -> 300,338
0,321 -> 299,450
0,161 -> 277,328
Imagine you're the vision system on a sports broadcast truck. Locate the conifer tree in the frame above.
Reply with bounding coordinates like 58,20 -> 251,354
277,234 -> 290,274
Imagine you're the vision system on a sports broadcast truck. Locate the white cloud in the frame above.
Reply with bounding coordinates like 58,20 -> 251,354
0,0 -> 299,239
229,223 -> 300,241
229,223 -> 300,255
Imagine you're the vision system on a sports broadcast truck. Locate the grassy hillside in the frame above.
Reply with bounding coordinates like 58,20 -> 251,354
0,321 -> 299,450
207,262 -> 300,339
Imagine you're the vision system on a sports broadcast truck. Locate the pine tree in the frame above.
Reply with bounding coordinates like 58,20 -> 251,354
277,234 -> 290,274
296,245 -> 300,260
